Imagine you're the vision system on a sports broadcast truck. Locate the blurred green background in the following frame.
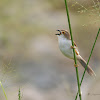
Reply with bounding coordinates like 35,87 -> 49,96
0,0 -> 100,100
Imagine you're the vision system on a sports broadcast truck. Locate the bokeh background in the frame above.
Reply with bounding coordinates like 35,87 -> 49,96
0,0 -> 100,100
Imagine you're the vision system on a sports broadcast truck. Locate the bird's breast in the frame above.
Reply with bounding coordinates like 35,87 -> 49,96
58,39 -> 74,59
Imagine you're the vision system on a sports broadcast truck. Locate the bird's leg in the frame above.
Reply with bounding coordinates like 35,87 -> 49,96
71,46 -> 79,55
71,46 -> 76,49
71,46 -> 79,67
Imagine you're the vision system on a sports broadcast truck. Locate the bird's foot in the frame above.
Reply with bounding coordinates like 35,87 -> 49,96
74,63 -> 79,67
71,46 -> 76,49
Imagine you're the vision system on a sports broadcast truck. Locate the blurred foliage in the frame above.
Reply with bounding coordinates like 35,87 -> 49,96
0,0 -> 99,58
0,0 -> 99,100
45,0 -> 100,12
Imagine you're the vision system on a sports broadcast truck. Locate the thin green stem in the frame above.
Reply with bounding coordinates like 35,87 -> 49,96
18,88 -> 21,100
0,81 -> 8,100
64,0 -> 82,100
75,28 -> 100,100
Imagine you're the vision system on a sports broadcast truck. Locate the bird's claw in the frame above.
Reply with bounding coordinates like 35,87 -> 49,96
71,46 -> 75,49
74,63 -> 79,67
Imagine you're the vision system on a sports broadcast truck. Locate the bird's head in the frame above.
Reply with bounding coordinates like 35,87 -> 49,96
55,30 -> 71,40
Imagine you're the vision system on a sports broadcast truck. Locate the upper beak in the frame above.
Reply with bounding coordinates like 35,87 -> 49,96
55,30 -> 61,35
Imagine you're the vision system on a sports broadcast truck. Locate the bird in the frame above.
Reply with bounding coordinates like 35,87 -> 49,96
55,29 -> 96,76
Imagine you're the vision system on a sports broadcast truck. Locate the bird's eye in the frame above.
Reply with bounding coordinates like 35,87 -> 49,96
62,31 -> 65,34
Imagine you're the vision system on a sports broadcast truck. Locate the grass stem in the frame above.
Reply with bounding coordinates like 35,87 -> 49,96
64,0 -> 82,100
0,81 -> 8,100
75,28 -> 100,100
18,88 -> 21,100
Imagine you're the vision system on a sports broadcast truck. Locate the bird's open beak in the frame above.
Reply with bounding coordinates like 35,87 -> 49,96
55,30 -> 61,35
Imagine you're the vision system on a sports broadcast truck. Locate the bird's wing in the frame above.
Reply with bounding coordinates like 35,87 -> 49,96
75,48 -> 79,55
73,41 -> 77,47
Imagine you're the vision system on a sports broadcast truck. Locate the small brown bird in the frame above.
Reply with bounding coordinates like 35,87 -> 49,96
56,30 -> 96,76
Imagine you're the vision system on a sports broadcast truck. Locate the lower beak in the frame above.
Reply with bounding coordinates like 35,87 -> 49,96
55,34 -> 60,35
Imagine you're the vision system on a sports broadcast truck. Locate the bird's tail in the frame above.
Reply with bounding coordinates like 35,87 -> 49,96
77,55 -> 96,76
